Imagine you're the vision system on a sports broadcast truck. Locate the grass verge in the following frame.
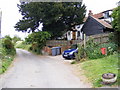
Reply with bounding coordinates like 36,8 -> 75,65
0,56 -> 15,74
77,54 -> 119,87
15,41 -> 31,51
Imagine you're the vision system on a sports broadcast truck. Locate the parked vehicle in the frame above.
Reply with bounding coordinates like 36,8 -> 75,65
62,44 -> 78,59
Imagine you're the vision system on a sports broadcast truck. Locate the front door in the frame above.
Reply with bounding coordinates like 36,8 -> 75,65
72,31 -> 76,40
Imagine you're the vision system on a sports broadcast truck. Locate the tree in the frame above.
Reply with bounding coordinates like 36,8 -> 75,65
112,6 -> 120,31
4,35 -> 12,41
15,2 -> 86,38
111,6 -> 120,46
12,36 -> 21,44
2,36 -> 16,55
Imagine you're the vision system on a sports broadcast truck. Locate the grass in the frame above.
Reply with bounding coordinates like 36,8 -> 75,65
78,54 -> 119,87
15,41 -> 42,54
15,41 -> 31,50
0,54 -> 15,74
0,40 -> 15,74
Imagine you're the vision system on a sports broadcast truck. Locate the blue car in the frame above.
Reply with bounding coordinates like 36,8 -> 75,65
62,44 -> 78,59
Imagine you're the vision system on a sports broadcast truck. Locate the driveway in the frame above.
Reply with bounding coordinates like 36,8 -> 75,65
0,49 -> 91,88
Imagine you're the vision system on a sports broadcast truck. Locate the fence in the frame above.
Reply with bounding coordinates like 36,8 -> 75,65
46,33 -> 110,46
46,39 -> 83,46
87,33 -> 109,44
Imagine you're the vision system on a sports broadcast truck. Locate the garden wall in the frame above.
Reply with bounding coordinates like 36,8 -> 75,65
46,33 -> 110,47
43,33 -> 110,55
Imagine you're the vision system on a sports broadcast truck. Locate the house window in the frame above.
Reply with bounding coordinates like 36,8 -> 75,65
77,31 -> 80,37
68,31 -> 71,36
104,11 -> 109,19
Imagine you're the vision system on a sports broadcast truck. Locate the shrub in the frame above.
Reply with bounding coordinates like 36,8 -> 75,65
109,32 -> 120,47
99,43 -> 118,55
0,48 -> 6,59
84,38 -> 104,59
12,36 -> 21,44
25,31 -> 51,54
82,38 -> 117,59
2,37 -> 16,55
0,36 -> 16,74
75,44 -> 86,61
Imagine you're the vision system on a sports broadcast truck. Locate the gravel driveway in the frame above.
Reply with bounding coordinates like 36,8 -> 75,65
0,49 -> 91,88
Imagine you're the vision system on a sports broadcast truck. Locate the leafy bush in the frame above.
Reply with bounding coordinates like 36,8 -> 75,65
2,56 -> 14,73
78,38 -> 118,60
25,31 -> 51,54
4,35 -> 12,41
99,43 -> 118,55
12,36 -> 21,44
0,48 -> 6,59
85,40 -> 118,59
85,47 -> 104,59
0,36 -> 16,74
2,38 -> 16,55
15,41 -> 32,51
75,44 -> 86,61
109,32 -> 120,47
84,38 -> 104,59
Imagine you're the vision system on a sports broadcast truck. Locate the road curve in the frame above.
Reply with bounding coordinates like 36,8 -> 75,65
1,49 -> 91,88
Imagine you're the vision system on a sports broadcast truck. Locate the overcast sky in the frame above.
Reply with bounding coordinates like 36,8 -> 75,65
0,0 -> 119,39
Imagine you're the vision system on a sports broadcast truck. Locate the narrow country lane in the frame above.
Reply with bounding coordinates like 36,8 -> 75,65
0,49 -> 91,88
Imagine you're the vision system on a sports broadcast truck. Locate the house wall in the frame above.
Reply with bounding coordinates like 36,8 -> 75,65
101,17 -> 113,23
75,24 -> 84,40
67,31 -> 72,40
66,24 -> 84,40
102,10 -> 113,23
81,16 -> 105,36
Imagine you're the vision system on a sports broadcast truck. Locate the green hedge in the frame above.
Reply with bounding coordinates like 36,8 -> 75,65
85,42 -> 118,59
0,36 -> 16,74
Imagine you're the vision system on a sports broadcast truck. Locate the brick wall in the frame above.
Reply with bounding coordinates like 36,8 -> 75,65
42,46 -> 71,55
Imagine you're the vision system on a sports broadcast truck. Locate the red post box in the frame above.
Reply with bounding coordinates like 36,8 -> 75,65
101,48 -> 106,55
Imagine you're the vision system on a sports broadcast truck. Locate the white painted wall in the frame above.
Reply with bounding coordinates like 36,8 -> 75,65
66,24 -> 84,40
76,24 -> 84,40
67,31 -> 72,40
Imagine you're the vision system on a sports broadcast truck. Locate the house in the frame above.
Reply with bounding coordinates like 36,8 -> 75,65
66,24 -> 84,40
66,9 -> 114,40
91,9 -> 113,24
81,15 -> 113,36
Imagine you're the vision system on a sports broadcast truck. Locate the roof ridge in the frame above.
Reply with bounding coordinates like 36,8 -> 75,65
90,16 -> 112,29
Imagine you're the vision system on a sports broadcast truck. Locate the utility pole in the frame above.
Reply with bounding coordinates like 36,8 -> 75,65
0,9 -> 2,39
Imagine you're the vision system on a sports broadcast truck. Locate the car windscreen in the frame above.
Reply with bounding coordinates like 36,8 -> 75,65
69,44 -> 77,49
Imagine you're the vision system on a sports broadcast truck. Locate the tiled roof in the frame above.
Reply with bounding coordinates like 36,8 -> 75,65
92,13 -> 103,19
84,9 -> 114,22
83,13 -> 103,22
91,16 -> 112,29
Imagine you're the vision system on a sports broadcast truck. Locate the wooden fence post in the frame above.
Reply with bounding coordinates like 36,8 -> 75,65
84,34 -> 86,49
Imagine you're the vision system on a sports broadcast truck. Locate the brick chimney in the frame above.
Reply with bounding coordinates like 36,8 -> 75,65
88,10 -> 93,16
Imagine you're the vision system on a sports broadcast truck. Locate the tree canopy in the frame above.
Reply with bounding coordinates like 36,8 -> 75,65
15,2 -> 86,38
112,6 -> 120,32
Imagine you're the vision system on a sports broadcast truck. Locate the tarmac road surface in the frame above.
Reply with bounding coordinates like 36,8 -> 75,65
0,49 -> 91,88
